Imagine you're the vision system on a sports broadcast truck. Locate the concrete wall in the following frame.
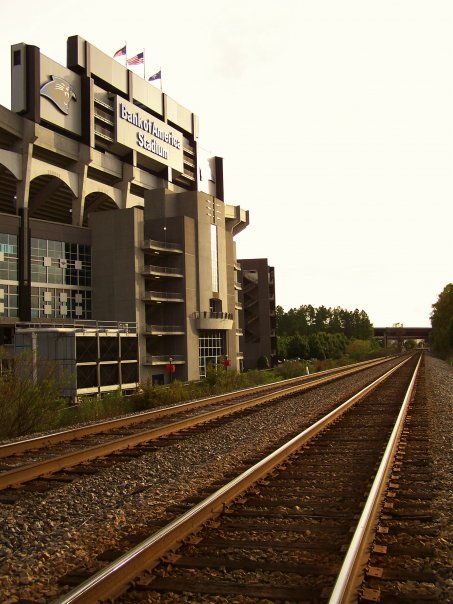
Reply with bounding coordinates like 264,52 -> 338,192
90,207 -> 142,323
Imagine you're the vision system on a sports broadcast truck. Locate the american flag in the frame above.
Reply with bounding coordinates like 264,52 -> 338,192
127,52 -> 144,66
113,45 -> 126,58
148,70 -> 161,82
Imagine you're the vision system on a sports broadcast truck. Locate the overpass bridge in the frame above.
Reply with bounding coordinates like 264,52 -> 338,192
374,326 -> 431,350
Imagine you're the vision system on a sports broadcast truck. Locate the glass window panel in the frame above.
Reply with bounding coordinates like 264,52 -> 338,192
33,239 -> 46,255
48,240 -> 63,256
48,267 -> 63,284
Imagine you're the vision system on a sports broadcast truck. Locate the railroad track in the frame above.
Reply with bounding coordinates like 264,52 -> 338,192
358,359 -> 445,603
0,356 -> 396,497
53,353 -> 422,603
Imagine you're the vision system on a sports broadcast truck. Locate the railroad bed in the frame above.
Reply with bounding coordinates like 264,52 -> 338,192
54,354 -> 421,602
359,359 -> 452,603
0,357 -> 395,498
1,354 -> 451,603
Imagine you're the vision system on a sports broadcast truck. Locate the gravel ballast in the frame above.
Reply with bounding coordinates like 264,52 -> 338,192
0,355 -> 451,603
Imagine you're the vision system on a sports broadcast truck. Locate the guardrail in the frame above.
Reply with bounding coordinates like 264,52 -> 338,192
15,321 -> 137,333
143,355 -> 185,365
145,325 -> 185,334
192,311 -> 233,320
142,265 -> 183,276
142,239 -> 183,253
143,291 -> 184,301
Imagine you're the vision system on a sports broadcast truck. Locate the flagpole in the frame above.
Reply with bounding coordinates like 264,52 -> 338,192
125,41 -> 127,65
143,49 -> 146,80
160,65 -> 162,92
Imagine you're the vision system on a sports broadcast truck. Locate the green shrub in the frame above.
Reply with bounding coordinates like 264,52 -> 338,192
274,360 -> 311,379
0,352 -> 66,438
70,390 -> 134,423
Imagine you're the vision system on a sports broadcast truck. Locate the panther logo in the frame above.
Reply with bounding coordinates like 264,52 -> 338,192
40,76 -> 77,115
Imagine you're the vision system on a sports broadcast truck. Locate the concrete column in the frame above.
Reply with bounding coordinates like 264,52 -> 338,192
73,146 -> 92,226
18,207 -> 31,320
120,162 -> 135,209
15,124 -> 35,211
15,129 -> 34,321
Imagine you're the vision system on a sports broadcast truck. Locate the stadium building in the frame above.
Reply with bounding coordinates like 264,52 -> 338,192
0,36 -> 249,399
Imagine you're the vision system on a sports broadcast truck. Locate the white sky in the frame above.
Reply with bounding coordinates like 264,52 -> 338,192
1,0 -> 451,327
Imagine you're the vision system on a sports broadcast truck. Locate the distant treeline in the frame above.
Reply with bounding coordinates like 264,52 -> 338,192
277,305 -> 376,361
277,305 -> 374,339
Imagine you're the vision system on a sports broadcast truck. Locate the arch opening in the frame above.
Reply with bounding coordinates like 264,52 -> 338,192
29,175 -> 75,224
0,164 -> 18,215
83,192 -> 118,227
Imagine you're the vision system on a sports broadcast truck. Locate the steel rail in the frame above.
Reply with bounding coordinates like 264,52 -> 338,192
0,356 -> 391,459
0,357 -> 396,491
54,356 -> 412,604
328,354 -> 422,604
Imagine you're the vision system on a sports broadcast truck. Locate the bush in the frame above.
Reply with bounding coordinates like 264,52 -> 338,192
132,364 -> 280,412
1,343 -> 390,440
345,338 -> 382,361
0,352 -> 66,438
133,377 -> 205,410
69,390 -> 135,424
275,360 -> 311,379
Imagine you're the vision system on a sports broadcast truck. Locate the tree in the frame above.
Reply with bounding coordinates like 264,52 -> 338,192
329,332 -> 348,358
430,284 -> 453,360
287,334 -> 310,359
277,304 -> 373,340
353,309 -> 374,339
315,306 -> 330,331
308,333 -> 326,359
277,335 -> 289,360
329,307 -> 344,333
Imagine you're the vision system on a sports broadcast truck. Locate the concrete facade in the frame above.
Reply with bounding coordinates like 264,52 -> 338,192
0,36 -> 249,394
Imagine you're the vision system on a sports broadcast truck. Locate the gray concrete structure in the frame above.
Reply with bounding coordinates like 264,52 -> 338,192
374,326 -> 431,351
0,36 -> 249,393
15,321 -> 138,400
238,258 -> 277,370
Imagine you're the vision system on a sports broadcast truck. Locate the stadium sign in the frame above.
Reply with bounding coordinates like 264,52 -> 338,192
115,97 -> 184,172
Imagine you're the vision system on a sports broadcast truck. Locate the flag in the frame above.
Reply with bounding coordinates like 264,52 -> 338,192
148,70 -> 161,82
127,52 -> 144,66
113,45 -> 126,58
